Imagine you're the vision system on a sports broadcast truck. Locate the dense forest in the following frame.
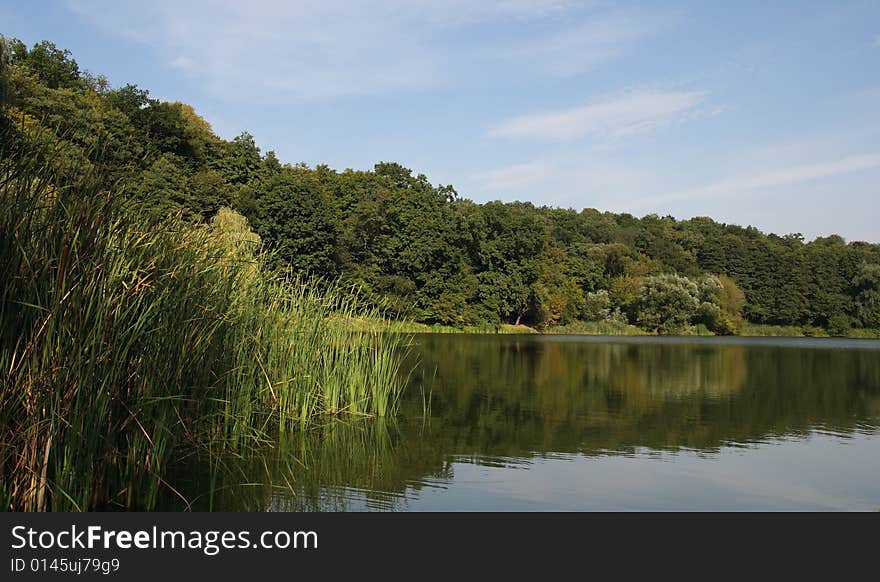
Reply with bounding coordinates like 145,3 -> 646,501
4,37 -> 880,336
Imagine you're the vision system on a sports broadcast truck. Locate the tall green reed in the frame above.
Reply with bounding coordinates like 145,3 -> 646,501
0,146 -> 407,511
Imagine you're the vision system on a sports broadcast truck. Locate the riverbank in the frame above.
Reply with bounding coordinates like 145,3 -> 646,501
351,317 -> 880,339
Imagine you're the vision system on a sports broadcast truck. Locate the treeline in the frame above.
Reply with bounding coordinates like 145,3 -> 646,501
3,37 -> 880,335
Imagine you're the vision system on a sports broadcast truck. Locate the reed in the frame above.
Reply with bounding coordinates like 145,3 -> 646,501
547,320 -> 647,336
346,318 -> 538,335
0,147 -> 407,511
186,418 -> 416,511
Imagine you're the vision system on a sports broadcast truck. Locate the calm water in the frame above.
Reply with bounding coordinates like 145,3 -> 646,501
174,335 -> 880,511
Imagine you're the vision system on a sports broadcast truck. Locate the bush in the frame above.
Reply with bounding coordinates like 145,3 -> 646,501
826,314 -> 852,337
636,274 -> 700,334
582,290 -> 611,321
696,301 -> 723,330
801,326 -> 830,338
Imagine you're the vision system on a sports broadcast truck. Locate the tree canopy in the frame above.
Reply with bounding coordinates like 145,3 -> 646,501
3,35 -> 879,334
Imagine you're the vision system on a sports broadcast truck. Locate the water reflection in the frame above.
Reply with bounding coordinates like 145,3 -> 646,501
169,335 -> 880,511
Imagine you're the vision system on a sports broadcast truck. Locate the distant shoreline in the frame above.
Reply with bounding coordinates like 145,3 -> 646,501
350,318 -> 880,339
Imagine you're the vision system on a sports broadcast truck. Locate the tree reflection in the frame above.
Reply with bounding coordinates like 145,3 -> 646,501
168,336 -> 880,510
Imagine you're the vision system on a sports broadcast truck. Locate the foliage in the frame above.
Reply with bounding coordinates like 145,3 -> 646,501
548,320 -> 646,336
582,290 -> 612,322
853,263 -> 880,328
0,145 -> 406,510
636,274 -> 701,334
3,35 -> 880,336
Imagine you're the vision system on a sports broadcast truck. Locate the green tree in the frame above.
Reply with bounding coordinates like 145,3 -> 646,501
251,168 -> 339,277
853,263 -> 880,328
134,154 -> 196,220
532,242 -> 585,327
5,37 -> 880,334
473,202 -> 545,324
582,290 -> 612,322
16,40 -> 81,89
637,274 -> 700,333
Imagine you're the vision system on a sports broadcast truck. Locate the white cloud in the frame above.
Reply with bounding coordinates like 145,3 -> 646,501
415,0 -> 576,23
487,90 -> 705,142
496,9 -> 680,77
471,155 -> 655,209
625,153 -> 880,211
170,56 -> 195,71
469,134 -> 880,241
66,0 -> 665,102
474,160 -> 553,192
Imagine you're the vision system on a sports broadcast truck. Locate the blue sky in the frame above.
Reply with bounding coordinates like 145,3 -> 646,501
4,0 -> 879,241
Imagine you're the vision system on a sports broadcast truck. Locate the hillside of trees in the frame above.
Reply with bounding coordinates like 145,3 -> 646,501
3,37 -> 880,336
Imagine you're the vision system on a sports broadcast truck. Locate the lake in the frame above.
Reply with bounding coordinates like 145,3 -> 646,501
175,335 -> 880,511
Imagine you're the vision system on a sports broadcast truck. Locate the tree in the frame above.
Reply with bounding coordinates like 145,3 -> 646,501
5,37 -> 880,334
0,36 -> 12,111
692,274 -> 729,334
637,274 -> 700,334
532,242 -> 585,328
141,101 -> 199,161
607,275 -> 640,321
17,41 -> 81,89
134,154 -> 196,220
582,290 -> 612,322
106,83 -> 149,110
853,263 -> 880,328
215,132 -> 263,185
473,202 -> 545,323
713,275 -> 746,334
804,236 -> 852,328
250,169 -> 339,277
188,170 -> 230,219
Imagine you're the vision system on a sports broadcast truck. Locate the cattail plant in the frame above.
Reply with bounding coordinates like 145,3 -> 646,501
0,139 -> 408,511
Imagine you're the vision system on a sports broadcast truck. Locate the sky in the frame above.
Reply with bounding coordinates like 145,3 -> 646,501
4,0 -> 880,241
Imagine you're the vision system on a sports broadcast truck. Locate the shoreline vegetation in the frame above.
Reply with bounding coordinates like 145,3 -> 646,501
0,147 -> 407,511
2,36 -> 880,511
350,318 -> 880,339
2,37 -> 879,341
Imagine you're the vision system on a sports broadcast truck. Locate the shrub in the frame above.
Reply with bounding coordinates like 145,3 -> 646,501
636,274 -> 700,334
